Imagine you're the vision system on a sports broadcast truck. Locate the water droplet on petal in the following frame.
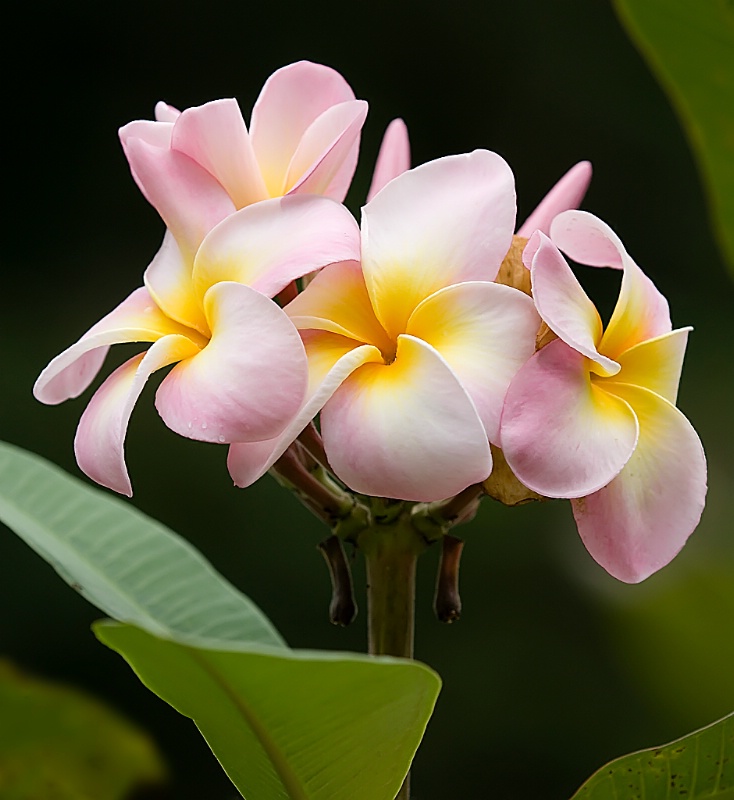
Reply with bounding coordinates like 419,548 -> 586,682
201,422 -> 208,430
218,435 -> 225,443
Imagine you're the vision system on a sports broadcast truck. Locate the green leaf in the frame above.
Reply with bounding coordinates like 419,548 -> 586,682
0,439 -> 284,649
96,622 -> 438,800
613,0 -> 734,276
0,658 -> 166,799
0,441 -> 441,799
570,711 -> 734,799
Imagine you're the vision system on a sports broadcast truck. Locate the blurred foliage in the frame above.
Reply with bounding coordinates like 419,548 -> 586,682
0,659 -> 166,799
614,0 -> 734,278
571,710 -> 734,799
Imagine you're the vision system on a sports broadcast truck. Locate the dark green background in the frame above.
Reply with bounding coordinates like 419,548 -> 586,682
2,1 -> 733,798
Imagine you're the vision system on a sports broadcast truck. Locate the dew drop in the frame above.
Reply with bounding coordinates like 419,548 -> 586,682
218,435 -> 226,443
201,422 -> 208,430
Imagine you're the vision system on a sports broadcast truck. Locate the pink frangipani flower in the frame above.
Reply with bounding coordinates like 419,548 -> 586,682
500,210 -> 707,582
119,61 -> 367,320
34,196 -> 360,496
227,151 -> 541,501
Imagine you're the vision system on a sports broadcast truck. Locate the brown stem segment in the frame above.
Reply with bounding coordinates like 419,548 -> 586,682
318,536 -> 357,626
433,535 -> 464,623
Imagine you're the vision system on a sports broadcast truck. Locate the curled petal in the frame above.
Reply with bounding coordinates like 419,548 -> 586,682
361,150 -> 516,339
156,282 -> 308,444
286,260 -> 394,355
227,331 -> 382,487
367,118 -> 411,201
516,161 -> 592,237
34,287 -> 203,405
250,61 -> 356,196
573,383 -> 707,583
119,119 -> 173,152
528,231 -> 619,376
500,339 -> 638,498
322,334 -> 491,501
407,281 -> 540,442
285,100 -> 368,200
75,335 -> 200,496
192,195 -> 360,301
154,101 -> 180,122
171,98 -> 268,208
616,327 -> 691,404
122,137 -> 236,260
550,210 -> 672,358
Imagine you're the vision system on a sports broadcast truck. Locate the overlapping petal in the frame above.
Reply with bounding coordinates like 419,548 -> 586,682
33,287 -> 204,405
192,195 -> 361,303
286,260 -> 394,356
500,339 -> 639,498
516,161 -> 593,237
155,282 -> 308,444
284,100 -> 368,199
406,281 -> 540,443
367,119 -> 410,202
361,150 -> 516,339
171,98 -> 268,208
75,335 -> 200,497
550,211 -> 672,358
527,231 -> 619,376
616,327 -> 690,404
122,136 -> 236,260
227,331 -> 382,487
250,61 -> 357,197
321,335 -> 491,501
572,382 -> 706,583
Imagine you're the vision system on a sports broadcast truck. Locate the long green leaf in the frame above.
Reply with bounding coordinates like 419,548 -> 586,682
614,0 -> 734,276
96,621 -> 438,800
0,441 -> 441,799
0,440 -> 284,649
571,711 -> 734,799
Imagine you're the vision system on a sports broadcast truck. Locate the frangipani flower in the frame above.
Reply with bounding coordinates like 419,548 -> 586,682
227,151 -> 541,501
34,196 -> 360,496
500,210 -> 707,582
118,61 -> 367,326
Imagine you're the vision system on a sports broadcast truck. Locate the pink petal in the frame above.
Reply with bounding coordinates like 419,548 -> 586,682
367,118 -> 411,202
406,281 -> 540,443
361,150 -> 516,339
155,282 -> 308,444
322,334 -> 492,501
516,161 -> 592,237
528,231 -> 619,376
192,195 -> 360,302
171,98 -> 268,208
119,119 -> 173,151
155,101 -> 180,122
227,331 -> 382,487
74,335 -> 200,496
34,287 -> 203,405
550,211 -> 672,358
285,100 -> 367,201
616,327 -> 691,404
500,339 -> 639,498
250,61 -> 356,196
286,260 -> 395,355
122,136 -> 236,260
572,383 -> 707,583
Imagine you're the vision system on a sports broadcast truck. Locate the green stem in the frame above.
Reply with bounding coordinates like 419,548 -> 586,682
359,513 -> 426,799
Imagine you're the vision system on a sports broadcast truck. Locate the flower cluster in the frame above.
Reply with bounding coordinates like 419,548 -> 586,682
34,61 -> 706,582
